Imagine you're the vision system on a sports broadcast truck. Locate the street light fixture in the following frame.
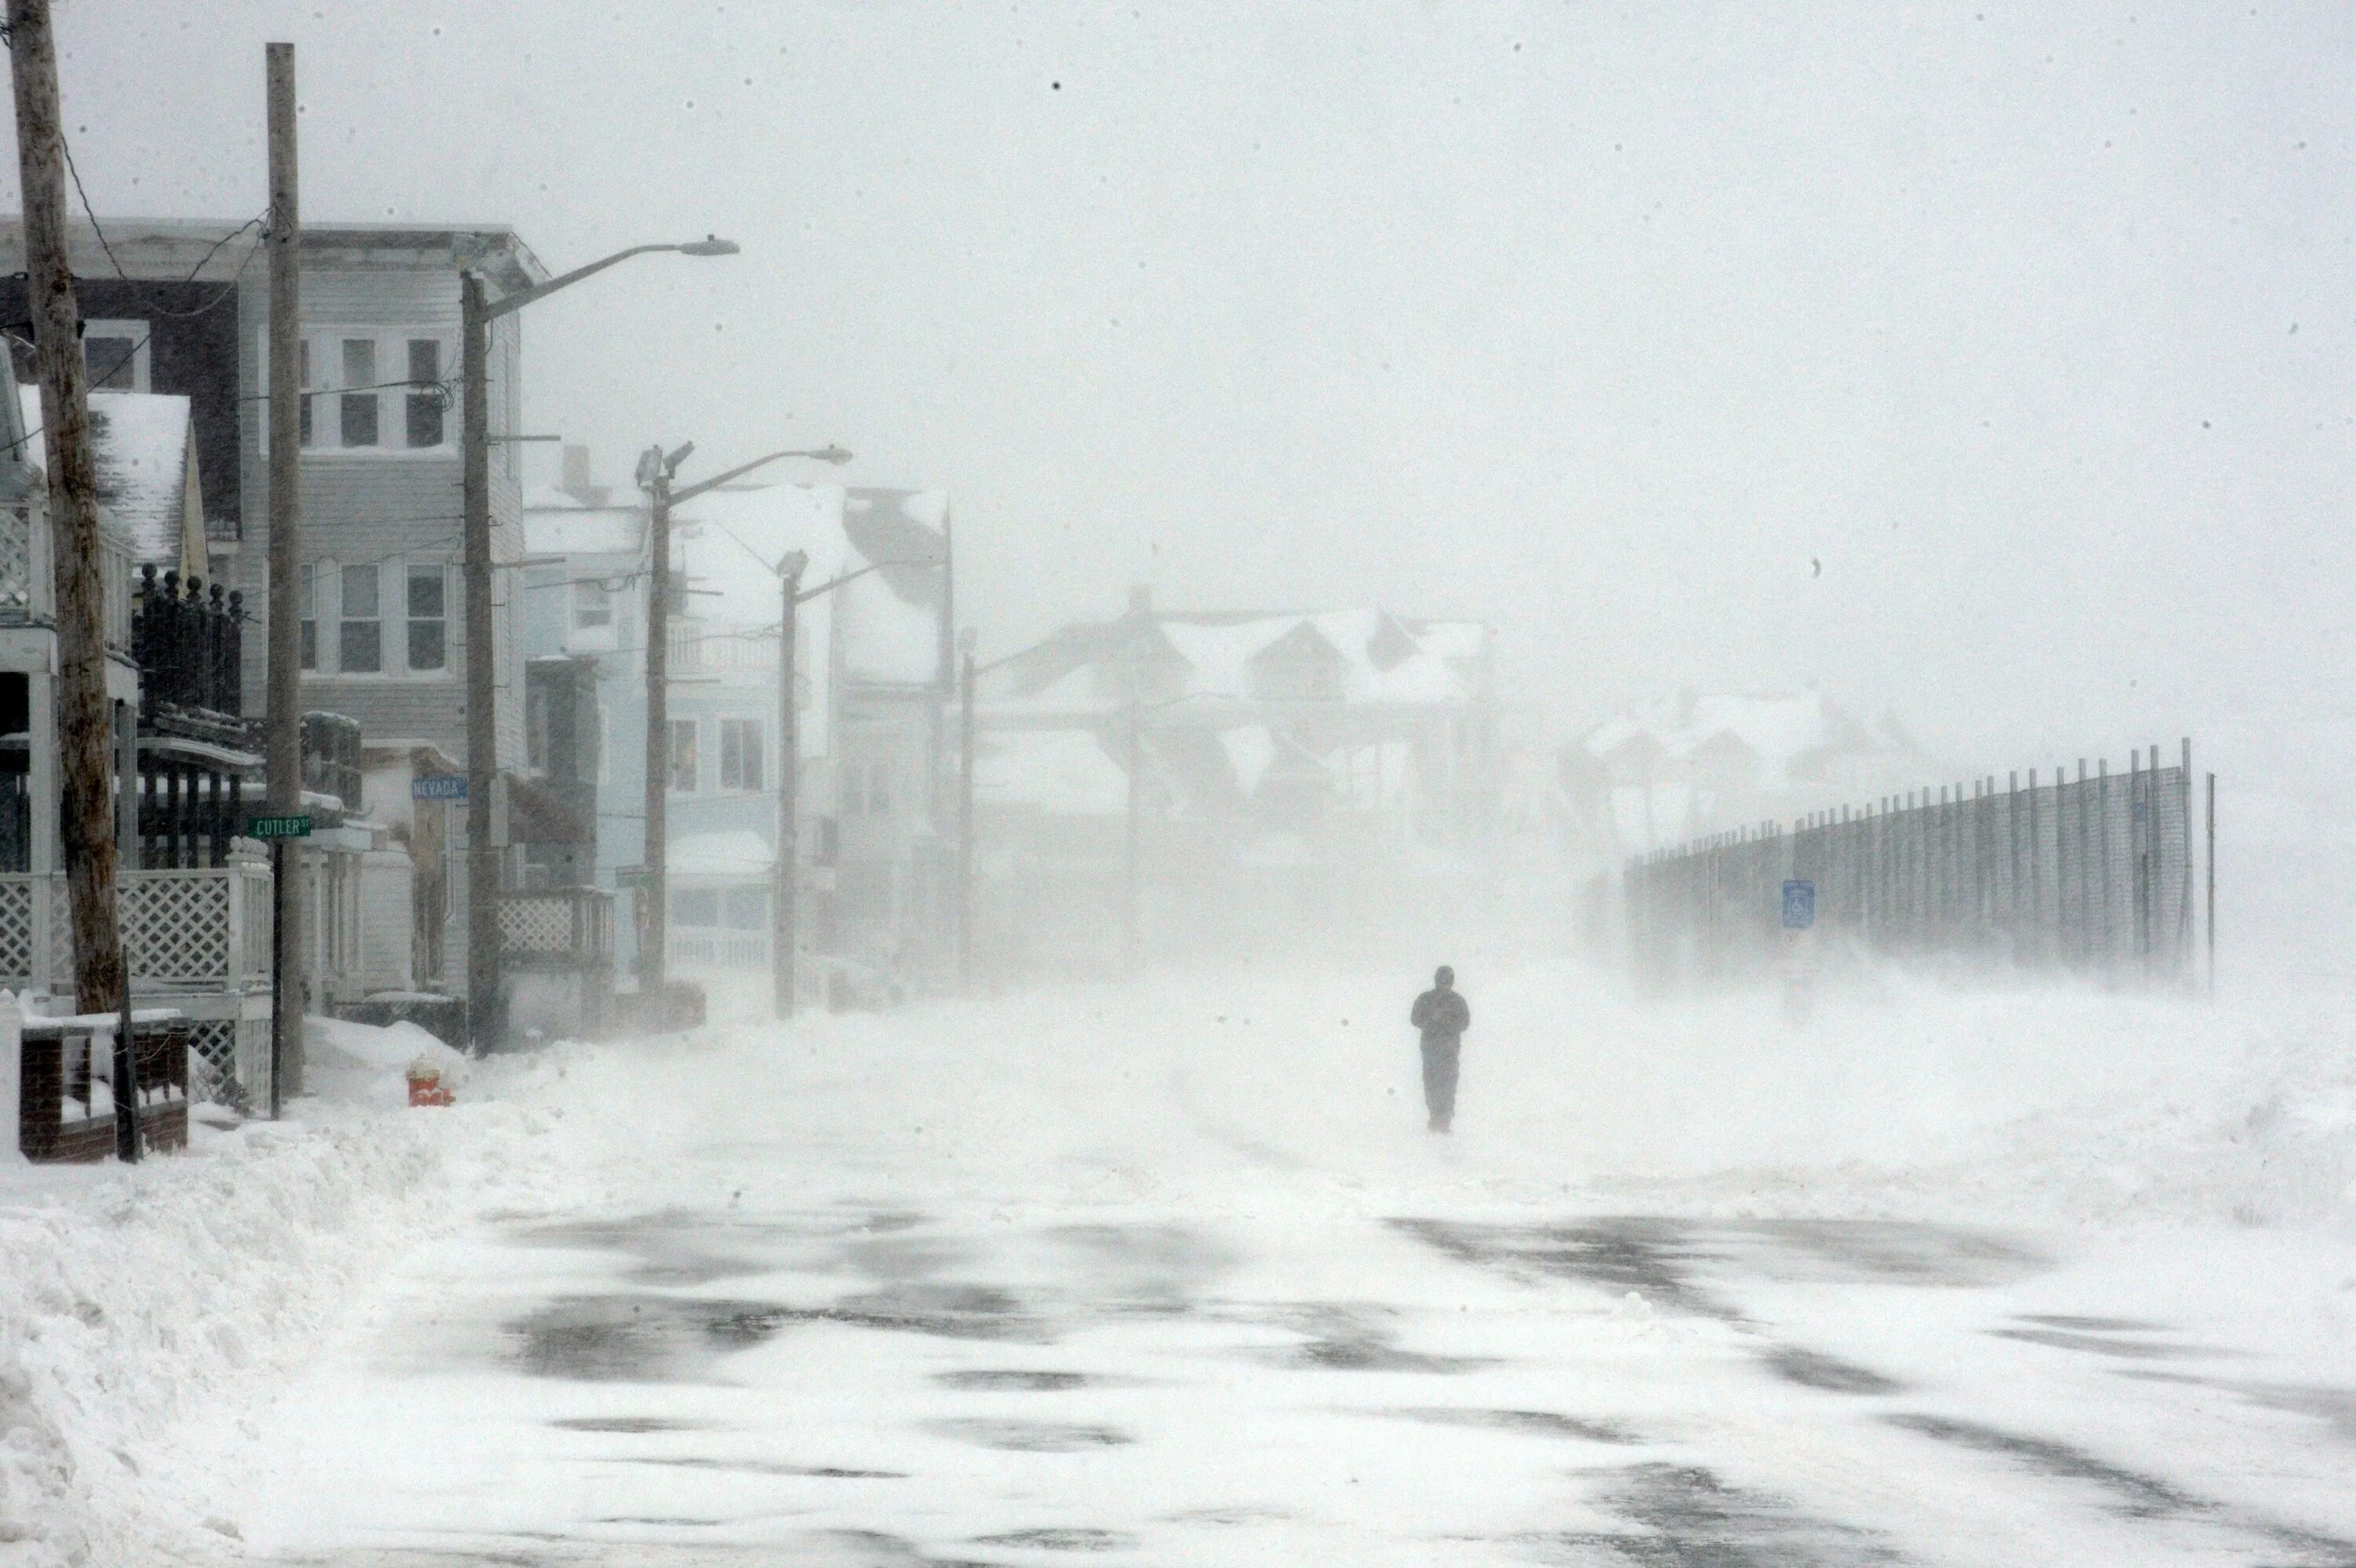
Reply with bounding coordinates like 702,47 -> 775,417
638,443 -> 851,1018
459,236 -> 737,1053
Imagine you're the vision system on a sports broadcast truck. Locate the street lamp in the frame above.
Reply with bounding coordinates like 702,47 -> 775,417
459,236 -> 738,1053
750,547 -> 923,1020
638,444 -> 851,1018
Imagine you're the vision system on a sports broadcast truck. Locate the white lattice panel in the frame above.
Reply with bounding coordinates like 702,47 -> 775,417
0,877 -> 31,985
43,870 -> 246,989
125,874 -> 232,983
0,510 -> 30,612
499,897 -> 575,954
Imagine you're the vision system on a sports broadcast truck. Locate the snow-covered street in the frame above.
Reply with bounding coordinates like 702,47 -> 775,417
160,968 -> 2356,1567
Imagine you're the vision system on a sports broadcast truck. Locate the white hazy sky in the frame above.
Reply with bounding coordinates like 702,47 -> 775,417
18,2 -> 2356,762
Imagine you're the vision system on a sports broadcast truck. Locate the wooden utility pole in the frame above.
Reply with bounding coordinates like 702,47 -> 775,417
1122,698 -> 1141,974
773,550 -> 807,1018
639,455 -> 673,1007
264,41 -> 305,1107
9,0 -> 126,1018
461,272 -> 499,1048
957,636 -> 976,995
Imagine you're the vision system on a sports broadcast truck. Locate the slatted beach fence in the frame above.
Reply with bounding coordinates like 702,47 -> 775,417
1626,740 -> 2205,989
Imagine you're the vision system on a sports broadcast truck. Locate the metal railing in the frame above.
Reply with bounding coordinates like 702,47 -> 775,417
133,565 -> 244,721
1628,741 -> 2200,988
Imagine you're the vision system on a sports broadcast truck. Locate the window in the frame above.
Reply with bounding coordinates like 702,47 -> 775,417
339,338 -> 379,447
339,564 -> 381,673
571,577 -> 613,631
406,565 -> 446,671
405,339 -> 444,448
83,320 -> 148,392
719,718 -> 763,792
668,719 -> 699,792
671,888 -> 719,927
298,563 -> 317,671
298,338 -> 313,447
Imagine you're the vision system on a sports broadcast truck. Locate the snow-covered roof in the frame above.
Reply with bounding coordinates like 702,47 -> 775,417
1578,689 -> 1900,788
993,605 -> 1484,713
837,488 -> 949,687
16,386 -> 199,570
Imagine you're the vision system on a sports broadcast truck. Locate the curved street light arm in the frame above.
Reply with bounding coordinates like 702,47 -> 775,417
668,445 -> 851,507
481,243 -> 686,322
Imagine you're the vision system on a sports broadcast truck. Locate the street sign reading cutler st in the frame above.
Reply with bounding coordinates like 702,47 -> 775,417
247,813 -> 313,840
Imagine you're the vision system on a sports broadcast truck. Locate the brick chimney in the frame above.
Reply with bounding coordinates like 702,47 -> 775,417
559,444 -> 609,506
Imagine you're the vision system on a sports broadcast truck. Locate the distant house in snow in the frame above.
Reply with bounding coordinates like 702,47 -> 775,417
1560,688 -> 1926,861
974,590 -> 1498,975
524,451 -> 954,1000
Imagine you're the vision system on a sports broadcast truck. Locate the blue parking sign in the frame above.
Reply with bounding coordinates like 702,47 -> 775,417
1781,879 -> 1816,930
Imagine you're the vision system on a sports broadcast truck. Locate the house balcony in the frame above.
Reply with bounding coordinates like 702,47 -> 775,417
2,499 -> 134,652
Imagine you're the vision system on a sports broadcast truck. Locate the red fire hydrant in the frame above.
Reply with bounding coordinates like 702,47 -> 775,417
406,1058 -> 455,1108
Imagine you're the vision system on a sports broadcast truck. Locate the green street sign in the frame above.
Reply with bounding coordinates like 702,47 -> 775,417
247,814 -> 313,840
616,864 -> 652,889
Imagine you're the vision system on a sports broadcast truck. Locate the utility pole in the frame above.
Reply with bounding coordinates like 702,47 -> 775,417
773,550 -> 807,1018
459,271 -> 499,1050
1122,698 -> 1142,974
9,0 -> 126,1022
957,634 -> 976,995
638,449 -> 676,1007
264,41 -> 305,1110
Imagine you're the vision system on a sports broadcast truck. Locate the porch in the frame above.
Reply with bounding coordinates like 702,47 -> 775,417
0,862 -> 274,1102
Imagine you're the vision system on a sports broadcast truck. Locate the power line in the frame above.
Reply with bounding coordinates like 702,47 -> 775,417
59,133 -> 124,278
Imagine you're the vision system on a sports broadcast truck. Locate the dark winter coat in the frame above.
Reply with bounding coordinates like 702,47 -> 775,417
1410,986 -> 1470,1044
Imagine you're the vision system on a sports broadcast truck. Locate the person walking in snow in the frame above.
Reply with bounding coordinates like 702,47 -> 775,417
1410,966 -> 1471,1133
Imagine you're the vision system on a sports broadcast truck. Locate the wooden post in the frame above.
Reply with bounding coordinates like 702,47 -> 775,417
639,467 -> 671,1007
265,40 -> 305,1102
1122,698 -> 1142,974
772,552 -> 805,1018
957,638 -> 976,996
2205,769 -> 2216,994
9,0 -> 127,1020
461,271 -> 500,1048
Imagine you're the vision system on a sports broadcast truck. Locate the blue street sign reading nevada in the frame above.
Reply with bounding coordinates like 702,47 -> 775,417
1781,879 -> 1816,930
412,775 -> 468,801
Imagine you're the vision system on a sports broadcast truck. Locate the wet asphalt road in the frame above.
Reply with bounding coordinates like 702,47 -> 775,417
240,1186 -> 2356,1567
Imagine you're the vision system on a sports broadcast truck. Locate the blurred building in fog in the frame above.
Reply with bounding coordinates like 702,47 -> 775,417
524,451 -> 954,1003
1558,688 -> 1926,868
973,589 -> 1498,978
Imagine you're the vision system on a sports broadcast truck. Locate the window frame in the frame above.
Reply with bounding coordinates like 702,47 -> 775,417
668,718 -> 700,793
404,562 -> 448,673
338,562 -> 382,674
719,717 -> 764,793
278,328 -> 456,454
82,319 -> 150,393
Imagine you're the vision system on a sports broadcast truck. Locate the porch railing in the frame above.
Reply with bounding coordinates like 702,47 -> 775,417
134,565 -> 244,722
0,504 -> 133,652
0,864 -> 273,994
496,885 -> 614,970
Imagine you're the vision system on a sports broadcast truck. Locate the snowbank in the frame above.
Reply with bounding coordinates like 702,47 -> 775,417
0,1019 -> 565,1567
